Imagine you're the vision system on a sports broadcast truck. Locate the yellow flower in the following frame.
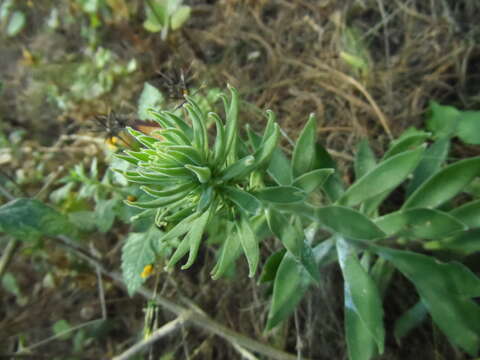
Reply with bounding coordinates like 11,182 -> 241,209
141,264 -> 154,279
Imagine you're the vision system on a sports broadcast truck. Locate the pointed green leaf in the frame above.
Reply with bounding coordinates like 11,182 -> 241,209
315,206 -> 385,240
337,237 -> 385,356
406,137 -> 450,196
403,157 -> 480,209
211,225 -> 242,280
259,249 -> 286,283
125,189 -> 191,209
375,208 -> 467,239
450,199 -> 480,228
373,246 -> 480,356
237,215 -> 259,277
457,111 -> 480,145
141,183 -> 196,198
265,251 -> 311,330
181,208 -> 211,269
247,126 -> 292,185
354,139 -> 376,179
266,210 -> 303,257
394,301 -> 428,343
184,164 -> 211,183
220,155 -> 255,181
211,112 -> 226,165
292,168 -> 334,193
254,186 -> 305,203
425,229 -> 480,255
223,186 -> 261,215
426,101 -> 459,138
254,123 -> 280,168
383,132 -> 429,160
159,211 -> 200,243
222,86 -> 239,165
292,114 -> 317,177
338,146 -> 425,207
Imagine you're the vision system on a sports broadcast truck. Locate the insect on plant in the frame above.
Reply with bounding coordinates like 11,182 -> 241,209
92,111 -> 160,149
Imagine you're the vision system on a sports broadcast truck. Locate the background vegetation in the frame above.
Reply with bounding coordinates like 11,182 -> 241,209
1,1 -> 480,359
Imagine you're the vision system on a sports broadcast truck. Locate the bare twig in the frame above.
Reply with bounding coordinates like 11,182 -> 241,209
22,319 -> 105,352
113,313 -> 192,360
0,185 -> 17,280
54,235 -> 302,360
0,238 -> 19,278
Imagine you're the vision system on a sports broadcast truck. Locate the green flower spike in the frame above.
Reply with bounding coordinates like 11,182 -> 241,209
117,86 -> 282,276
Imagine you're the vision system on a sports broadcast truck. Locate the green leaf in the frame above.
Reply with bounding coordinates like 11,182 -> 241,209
338,146 -> 425,207
223,186 -> 261,215
450,199 -> 480,228
425,229 -> 480,255
0,198 -> 76,241
236,215 -> 259,277
426,101 -> 459,138
95,198 -> 119,233
222,86 -> 239,165
159,211 -> 200,243
292,114 -> 317,178
268,149 -> 293,185
259,249 -> 286,283
254,124 -> 280,168
337,237 -> 385,357
315,206 -> 385,240
265,211 -> 320,282
373,246 -> 480,356
6,10 -> 25,37
211,224 -> 242,280
143,0 -> 167,32
354,139 -> 376,179
382,132 -> 429,160
292,168 -> 334,193
220,155 -> 255,181
184,164 -> 211,183
121,226 -> 163,296
180,208 -> 211,270
253,186 -> 305,204
185,101 -> 208,156
138,83 -> 164,120
314,143 -> 344,201
370,257 -> 395,298
265,251 -> 311,330
266,210 -> 303,257
170,5 -> 191,30
403,157 -> 480,209
394,301 -> 428,343
126,189 -> 192,209
406,137 -> 450,196
457,111 -> 480,145
211,112 -> 226,165
375,208 -> 466,240
247,126 -> 292,185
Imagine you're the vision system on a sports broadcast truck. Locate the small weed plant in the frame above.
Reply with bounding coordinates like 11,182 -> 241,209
1,87 -> 480,359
